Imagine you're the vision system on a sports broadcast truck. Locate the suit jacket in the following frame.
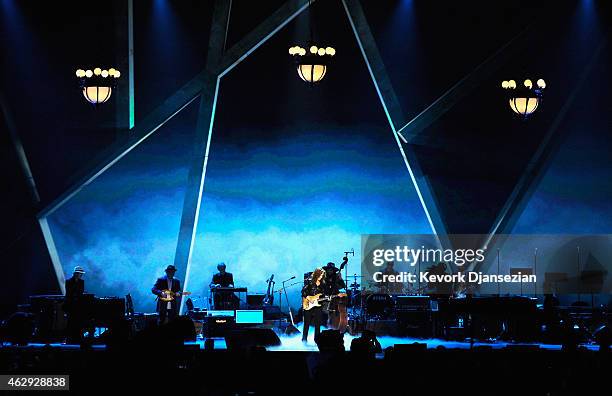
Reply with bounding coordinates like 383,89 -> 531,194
152,276 -> 181,312
64,277 -> 84,313
212,272 -> 234,287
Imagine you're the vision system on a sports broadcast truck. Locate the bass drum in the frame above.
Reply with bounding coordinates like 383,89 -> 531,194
365,293 -> 394,319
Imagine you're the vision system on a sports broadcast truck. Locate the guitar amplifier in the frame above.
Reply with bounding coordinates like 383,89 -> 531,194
203,315 -> 235,337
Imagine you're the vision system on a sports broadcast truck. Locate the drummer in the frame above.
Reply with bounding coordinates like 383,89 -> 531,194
381,261 -> 402,294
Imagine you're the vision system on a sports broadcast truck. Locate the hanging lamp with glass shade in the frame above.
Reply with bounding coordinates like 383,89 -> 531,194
288,0 -> 335,85
289,44 -> 335,84
75,67 -> 121,105
501,78 -> 546,119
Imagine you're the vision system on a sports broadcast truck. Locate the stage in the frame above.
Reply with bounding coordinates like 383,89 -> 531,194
3,0 -> 612,394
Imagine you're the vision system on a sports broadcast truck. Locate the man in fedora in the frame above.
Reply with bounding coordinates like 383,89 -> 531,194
152,265 -> 182,324
65,266 -> 86,343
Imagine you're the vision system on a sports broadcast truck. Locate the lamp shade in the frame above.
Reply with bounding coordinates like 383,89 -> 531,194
509,97 -> 539,117
82,86 -> 112,104
501,78 -> 546,119
289,44 -> 334,85
297,64 -> 327,83
76,66 -> 120,105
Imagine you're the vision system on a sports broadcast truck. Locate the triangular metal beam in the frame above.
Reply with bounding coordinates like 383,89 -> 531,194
342,0 -> 448,245
37,0 -> 312,220
39,0 -> 451,297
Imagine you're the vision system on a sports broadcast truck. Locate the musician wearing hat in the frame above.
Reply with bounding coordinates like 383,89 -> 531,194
322,259 -> 348,331
152,265 -> 182,324
64,266 -> 86,343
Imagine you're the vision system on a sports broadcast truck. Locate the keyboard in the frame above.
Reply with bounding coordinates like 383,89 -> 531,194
211,287 -> 247,293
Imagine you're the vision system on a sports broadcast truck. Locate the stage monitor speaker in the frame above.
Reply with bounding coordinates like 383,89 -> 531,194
225,328 -> 281,350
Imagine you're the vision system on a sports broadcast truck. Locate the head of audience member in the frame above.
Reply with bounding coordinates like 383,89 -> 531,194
315,329 -> 345,353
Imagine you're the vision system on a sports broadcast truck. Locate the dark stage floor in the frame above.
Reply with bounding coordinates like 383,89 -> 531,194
2,332 -> 602,353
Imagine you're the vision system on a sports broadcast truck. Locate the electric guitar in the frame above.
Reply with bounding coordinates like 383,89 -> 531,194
302,293 -> 347,311
158,290 -> 191,302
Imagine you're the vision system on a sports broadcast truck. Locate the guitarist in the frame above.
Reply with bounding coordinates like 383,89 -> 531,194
323,258 -> 348,331
301,268 -> 326,342
152,265 -> 182,324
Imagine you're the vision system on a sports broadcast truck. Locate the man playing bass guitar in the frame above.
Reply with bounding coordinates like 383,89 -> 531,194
323,257 -> 349,332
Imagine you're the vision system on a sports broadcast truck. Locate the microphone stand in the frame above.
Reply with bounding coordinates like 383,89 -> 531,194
283,282 -> 303,328
343,249 -> 355,291
279,277 -> 298,331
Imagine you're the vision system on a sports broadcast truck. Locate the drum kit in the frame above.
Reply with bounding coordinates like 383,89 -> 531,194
346,274 -> 428,322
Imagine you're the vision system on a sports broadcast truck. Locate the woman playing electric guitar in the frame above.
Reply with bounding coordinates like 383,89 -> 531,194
301,268 -> 327,342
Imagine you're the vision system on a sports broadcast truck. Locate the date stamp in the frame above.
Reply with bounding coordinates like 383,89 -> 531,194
0,375 -> 69,391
